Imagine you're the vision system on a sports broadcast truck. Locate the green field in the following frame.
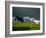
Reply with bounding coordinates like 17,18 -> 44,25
12,20 -> 40,31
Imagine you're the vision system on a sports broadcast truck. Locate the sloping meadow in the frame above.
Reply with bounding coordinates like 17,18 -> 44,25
12,20 -> 40,31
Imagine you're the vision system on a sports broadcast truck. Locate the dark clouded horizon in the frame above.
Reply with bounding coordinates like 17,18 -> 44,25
12,7 -> 40,20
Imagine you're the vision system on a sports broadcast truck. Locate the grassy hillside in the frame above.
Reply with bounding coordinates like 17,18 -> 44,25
12,20 -> 40,31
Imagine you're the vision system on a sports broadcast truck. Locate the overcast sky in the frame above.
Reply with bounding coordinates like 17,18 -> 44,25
12,7 -> 40,20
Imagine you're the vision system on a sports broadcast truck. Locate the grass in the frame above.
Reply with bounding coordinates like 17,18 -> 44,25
12,20 -> 40,31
